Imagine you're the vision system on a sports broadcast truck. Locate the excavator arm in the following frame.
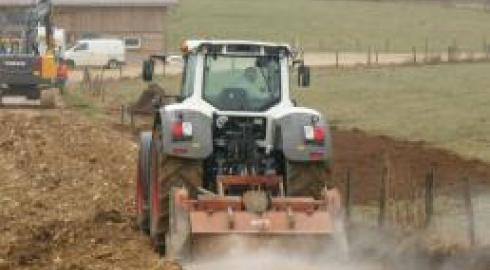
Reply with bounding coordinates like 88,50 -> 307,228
29,0 -> 56,80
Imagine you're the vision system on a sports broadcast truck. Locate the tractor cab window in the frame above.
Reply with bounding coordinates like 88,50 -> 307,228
181,54 -> 197,99
203,55 -> 281,111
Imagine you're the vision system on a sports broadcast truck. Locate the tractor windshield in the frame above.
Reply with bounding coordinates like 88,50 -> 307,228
203,55 -> 281,111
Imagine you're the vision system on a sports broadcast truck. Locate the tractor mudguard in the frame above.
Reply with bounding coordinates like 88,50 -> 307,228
158,108 -> 213,159
275,110 -> 332,162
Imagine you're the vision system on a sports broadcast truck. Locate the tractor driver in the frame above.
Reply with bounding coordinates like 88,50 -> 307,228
218,66 -> 265,110
234,67 -> 269,96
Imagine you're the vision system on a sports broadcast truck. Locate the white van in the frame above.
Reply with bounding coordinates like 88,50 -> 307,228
64,39 -> 126,69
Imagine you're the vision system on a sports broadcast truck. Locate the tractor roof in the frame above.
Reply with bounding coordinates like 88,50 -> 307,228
182,40 -> 292,55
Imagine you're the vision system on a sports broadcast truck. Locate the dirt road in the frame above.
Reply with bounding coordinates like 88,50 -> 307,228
303,52 -> 489,67
1,106 -> 489,269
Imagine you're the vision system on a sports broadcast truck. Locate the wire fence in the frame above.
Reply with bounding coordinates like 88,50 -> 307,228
342,154 -> 490,249
301,43 -> 490,68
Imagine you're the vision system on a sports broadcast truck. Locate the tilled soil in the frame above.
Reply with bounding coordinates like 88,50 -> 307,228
0,109 -> 489,269
0,110 -> 160,269
332,129 -> 490,203
131,83 -> 168,114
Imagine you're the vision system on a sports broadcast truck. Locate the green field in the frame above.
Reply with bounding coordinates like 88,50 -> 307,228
296,63 -> 490,161
166,0 -> 490,52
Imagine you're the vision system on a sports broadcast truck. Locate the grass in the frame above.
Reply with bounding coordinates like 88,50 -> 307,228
63,75 -> 175,116
63,76 -> 180,120
296,62 -> 490,162
167,0 -> 490,52
62,88 -> 103,118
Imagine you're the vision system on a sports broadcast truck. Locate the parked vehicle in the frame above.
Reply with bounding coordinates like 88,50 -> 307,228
136,40 -> 341,260
0,0 -> 57,107
63,39 -> 126,69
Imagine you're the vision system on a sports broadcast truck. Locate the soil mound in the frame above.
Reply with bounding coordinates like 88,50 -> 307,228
332,129 -> 490,203
131,83 -> 166,114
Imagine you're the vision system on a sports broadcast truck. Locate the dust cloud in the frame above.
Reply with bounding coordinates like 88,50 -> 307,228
182,210 -> 490,270
184,216 -> 380,270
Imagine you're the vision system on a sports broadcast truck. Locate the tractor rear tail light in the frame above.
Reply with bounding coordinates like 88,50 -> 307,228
172,121 -> 192,141
313,127 -> 325,144
304,126 -> 325,144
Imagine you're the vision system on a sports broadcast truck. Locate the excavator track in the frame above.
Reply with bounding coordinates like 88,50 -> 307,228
0,88 -> 58,109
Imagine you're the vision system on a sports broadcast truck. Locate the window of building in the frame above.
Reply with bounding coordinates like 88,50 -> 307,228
124,37 -> 142,50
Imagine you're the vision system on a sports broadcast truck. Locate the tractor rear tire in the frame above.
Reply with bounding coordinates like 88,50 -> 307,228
149,144 -> 203,254
286,161 -> 331,199
136,132 -> 152,234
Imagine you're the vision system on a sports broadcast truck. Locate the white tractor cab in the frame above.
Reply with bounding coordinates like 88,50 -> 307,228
143,39 -> 330,178
64,39 -> 125,69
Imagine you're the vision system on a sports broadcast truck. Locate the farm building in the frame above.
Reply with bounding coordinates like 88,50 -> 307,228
0,0 -> 178,59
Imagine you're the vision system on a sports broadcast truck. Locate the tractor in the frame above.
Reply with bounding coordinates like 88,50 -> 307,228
136,40 -> 341,262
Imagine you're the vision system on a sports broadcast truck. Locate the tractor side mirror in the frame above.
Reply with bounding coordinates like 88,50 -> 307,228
142,59 -> 154,82
298,64 -> 311,88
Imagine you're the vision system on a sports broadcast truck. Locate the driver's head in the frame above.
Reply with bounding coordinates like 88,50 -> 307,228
243,67 -> 258,83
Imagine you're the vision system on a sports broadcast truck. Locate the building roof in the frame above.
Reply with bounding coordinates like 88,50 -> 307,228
0,0 -> 178,7
0,0 -> 37,7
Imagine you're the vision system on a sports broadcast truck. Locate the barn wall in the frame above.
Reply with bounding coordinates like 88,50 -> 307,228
53,6 -> 167,59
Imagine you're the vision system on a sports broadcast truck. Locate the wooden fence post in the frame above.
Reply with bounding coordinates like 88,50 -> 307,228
130,108 -> 135,130
412,46 -> 417,64
425,167 -> 435,228
101,85 -> 105,102
367,46 -> 372,66
463,177 -> 476,247
121,104 -> 125,125
379,165 -> 388,227
345,169 -> 352,223
375,49 -> 379,65
424,38 -> 429,63
336,50 -> 339,69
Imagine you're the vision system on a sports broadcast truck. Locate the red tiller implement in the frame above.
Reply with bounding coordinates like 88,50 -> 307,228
166,175 -> 342,260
